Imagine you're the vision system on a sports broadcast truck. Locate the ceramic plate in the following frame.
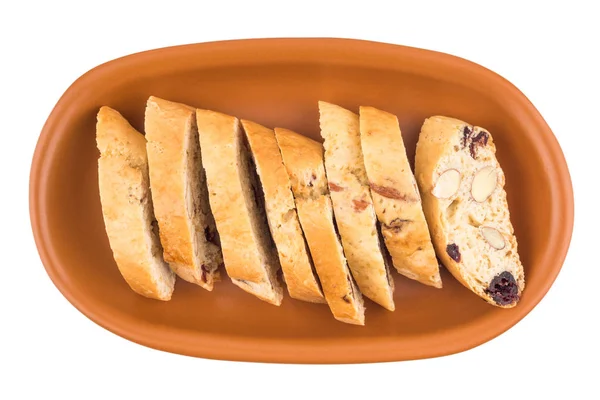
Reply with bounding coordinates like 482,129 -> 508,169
30,38 -> 573,363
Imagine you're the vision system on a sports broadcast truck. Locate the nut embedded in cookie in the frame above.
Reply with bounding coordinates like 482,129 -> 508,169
471,166 -> 497,203
432,169 -> 461,199
480,226 -> 505,250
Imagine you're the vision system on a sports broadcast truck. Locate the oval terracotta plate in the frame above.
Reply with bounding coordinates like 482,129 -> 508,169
30,38 -> 573,364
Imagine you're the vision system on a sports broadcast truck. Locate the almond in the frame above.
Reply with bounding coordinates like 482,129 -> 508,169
432,169 -> 460,199
471,166 -> 497,202
480,226 -> 505,250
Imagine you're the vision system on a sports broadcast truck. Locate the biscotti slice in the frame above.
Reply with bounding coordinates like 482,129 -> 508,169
241,120 -> 325,303
359,106 -> 442,288
274,127 -> 365,325
318,102 -> 395,311
96,106 -> 175,301
415,116 -> 525,307
197,110 -> 283,306
145,97 -> 222,290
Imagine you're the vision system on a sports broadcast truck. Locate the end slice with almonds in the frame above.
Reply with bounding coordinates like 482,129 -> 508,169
415,115 -> 525,308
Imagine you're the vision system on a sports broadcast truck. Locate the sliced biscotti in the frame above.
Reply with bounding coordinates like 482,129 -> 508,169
359,106 -> 442,288
318,102 -> 395,311
241,120 -> 325,303
274,127 -> 365,325
197,110 -> 283,305
145,97 -> 222,290
96,106 -> 175,301
415,116 -> 525,307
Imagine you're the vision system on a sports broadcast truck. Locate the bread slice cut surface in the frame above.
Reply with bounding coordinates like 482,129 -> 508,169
96,106 -> 175,301
359,106 -> 442,288
145,96 -> 222,290
197,110 -> 283,306
318,101 -> 395,310
275,127 -> 365,325
241,119 -> 325,303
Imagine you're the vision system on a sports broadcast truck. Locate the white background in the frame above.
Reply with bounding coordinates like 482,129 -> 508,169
1,1 -> 598,398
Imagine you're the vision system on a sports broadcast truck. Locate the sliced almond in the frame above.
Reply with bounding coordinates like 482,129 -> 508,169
471,166 -> 497,202
432,169 -> 461,199
480,226 -> 505,250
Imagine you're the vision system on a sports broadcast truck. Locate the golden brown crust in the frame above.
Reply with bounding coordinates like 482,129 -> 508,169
96,106 -> 175,301
197,110 -> 283,305
144,96 -> 221,290
318,102 -> 395,311
241,120 -> 325,303
359,106 -> 442,288
275,127 -> 365,325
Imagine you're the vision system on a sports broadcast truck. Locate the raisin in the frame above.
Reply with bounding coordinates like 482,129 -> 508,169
469,131 -> 489,159
446,243 -> 461,262
462,126 -> 472,148
485,271 -> 519,306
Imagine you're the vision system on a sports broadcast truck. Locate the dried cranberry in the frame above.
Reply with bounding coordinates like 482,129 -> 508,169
446,243 -> 461,262
462,126 -> 472,148
469,131 -> 489,159
485,271 -> 519,306
474,131 -> 489,146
